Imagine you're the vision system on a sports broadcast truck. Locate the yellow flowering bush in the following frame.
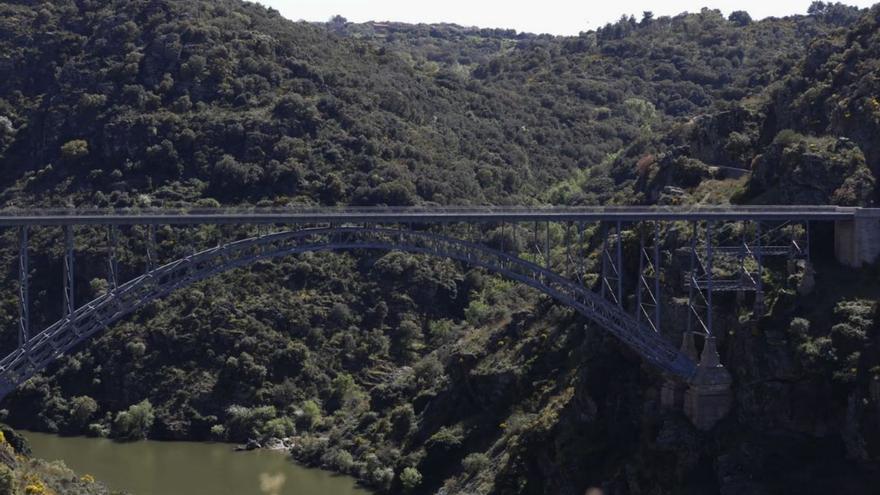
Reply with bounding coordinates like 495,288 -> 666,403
24,480 -> 49,495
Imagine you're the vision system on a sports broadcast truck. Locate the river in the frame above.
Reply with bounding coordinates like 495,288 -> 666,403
22,431 -> 372,495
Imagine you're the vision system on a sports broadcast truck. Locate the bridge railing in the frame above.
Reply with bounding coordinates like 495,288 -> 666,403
0,205 -> 861,224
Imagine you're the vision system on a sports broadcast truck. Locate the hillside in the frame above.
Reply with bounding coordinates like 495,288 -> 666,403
0,1 -> 880,494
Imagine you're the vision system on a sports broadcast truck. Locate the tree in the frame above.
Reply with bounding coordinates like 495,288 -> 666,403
390,404 -> 415,440
808,1 -> 826,15
69,396 -> 99,430
400,467 -> 422,491
327,373 -> 359,411
462,453 -> 491,474
728,11 -> 752,26
299,400 -> 322,431
224,405 -> 277,441
113,400 -> 155,441
60,139 -> 89,160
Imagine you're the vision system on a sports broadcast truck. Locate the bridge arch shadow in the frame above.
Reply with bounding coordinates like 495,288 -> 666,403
0,227 -> 696,398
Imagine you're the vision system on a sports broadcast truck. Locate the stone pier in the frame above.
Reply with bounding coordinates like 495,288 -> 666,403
684,336 -> 732,430
835,209 -> 880,267
661,332 -> 698,411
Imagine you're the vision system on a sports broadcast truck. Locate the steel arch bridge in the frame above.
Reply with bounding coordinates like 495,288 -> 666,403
0,206 -> 864,402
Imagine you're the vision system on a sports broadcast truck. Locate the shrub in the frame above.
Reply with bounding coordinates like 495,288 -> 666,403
68,396 -> 99,429
0,464 -> 13,495
788,317 -> 811,336
299,400 -> 322,431
210,424 -> 227,440
87,423 -> 110,438
332,449 -> 355,472
399,467 -> 422,491
462,452 -> 491,475
728,10 -> 752,26
327,374 -> 359,411
60,140 -> 89,160
389,404 -> 415,440
372,467 -> 394,489
426,425 -> 464,453
113,400 -> 155,441
225,405 -> 277,442
263,416 -> 296,439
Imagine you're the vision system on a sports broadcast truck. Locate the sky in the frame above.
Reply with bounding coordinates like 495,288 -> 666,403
256,0 -> 876,35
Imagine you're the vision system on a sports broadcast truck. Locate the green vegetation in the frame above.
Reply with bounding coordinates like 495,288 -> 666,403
0,0 -> 879,494
0,426 -> 123,495
112,400 -> 155,441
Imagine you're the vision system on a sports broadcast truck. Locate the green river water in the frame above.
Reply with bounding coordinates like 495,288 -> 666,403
22,431 -> 371,495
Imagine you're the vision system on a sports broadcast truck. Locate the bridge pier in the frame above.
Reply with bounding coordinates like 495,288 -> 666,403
661,332 -> 698,410
684,336 -> 732,430
835,210 -> 880,267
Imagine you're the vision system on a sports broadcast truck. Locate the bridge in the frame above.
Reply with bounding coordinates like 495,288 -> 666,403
1,205 -> 878,430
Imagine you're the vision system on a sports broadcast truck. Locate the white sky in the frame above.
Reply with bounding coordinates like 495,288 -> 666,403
255,0 -> 876,35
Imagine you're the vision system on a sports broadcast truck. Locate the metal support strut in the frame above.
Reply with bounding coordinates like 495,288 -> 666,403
63,225 -> 75,319
146,224 -> 157,271
601,222 -> 625,307
18,226 -> 29,346
636,223 -> 662,332
108,225 -> 119,290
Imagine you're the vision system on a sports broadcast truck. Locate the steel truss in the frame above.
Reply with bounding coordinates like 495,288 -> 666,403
0,213 -> 819,401
0,226 -> 697,398
685,219 -> 811,339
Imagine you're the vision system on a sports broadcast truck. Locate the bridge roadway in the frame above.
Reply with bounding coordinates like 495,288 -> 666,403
0,205 -> 870,226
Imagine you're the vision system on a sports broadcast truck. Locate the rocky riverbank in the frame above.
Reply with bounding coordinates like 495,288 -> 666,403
0,425 -> 123,495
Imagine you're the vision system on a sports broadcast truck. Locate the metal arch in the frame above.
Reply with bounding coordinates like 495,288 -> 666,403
0,226 -> 697,399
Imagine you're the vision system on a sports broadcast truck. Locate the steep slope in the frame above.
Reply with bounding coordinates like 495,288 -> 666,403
0,1 -> 879,495
606,5 -> 880,207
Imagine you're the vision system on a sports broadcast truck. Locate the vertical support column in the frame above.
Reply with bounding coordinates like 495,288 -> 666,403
545,221 -> 551,271
533,221 -> 539,275
579,221 -> 585,285
637,222 -> 662,332
500,221 -> 505,254
108,225 -> 119,291
736,222 -> 748,306
804,221 -> 811,261
686,221 -> 697,337
601,223 -> 609,300
705,221 -> 714,338
754,221 -> 764,315
684,220 -> 732,431
653,222 -> 661,332
616,221 -> 624,307
146,224 -> 157,271
565,222 -> 572,277
18,226 -> 29,347
601,222 -> 624,307
512,222 -> 517,256
636,230 -> 645,326
63,225 -> 75,320
799,220 -> 816,296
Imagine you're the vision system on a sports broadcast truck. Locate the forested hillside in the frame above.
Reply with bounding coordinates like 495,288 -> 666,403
1,1 -> 880,494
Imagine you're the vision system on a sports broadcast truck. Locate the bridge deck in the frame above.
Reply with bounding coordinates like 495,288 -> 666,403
0,206 -> 866,226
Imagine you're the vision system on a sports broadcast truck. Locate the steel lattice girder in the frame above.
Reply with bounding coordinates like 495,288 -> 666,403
0,227 -> 697,399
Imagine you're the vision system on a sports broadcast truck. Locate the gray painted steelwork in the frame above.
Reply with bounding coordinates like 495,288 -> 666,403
0,206 -> 833,401
0,205 -> 866,226
0,226 -> 695,398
